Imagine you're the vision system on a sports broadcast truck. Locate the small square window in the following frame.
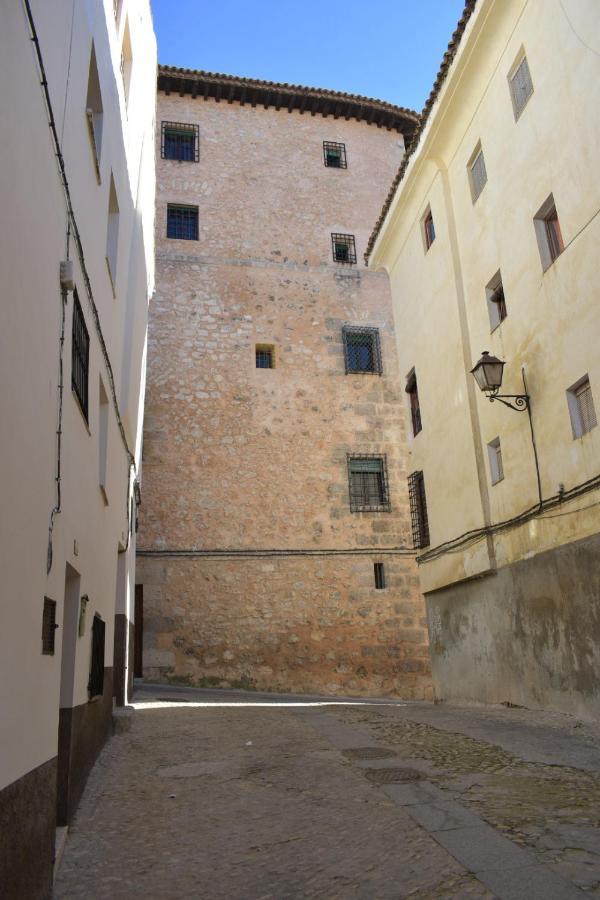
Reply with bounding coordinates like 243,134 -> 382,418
408,470 -> 430,549
422,207 -> 435,251
167,204 -> 199,240
42,597 -> 57,655
486,271 -> 507,331
509,53 -> 533,119
534,194 -> 563,270
487,437 -> 504,485
342,326 -> 382,375
72,291 -> 90,422
405,368 -> 422,436
323,141 -> 347,169
468,143 -> 487,202
161,122 -> 199,162
374,562 -> 386,590
567,376 -> 597,438
331,233 -> 356,264
347,455 -> 390,512
255,345 -> 274,369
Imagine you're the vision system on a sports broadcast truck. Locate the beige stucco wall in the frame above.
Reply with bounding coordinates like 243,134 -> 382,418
137,91 -> 432,697
0,0 -> 155,793
371,0 -> 600,714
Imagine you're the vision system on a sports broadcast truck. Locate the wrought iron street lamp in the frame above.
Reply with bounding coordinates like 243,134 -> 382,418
470,351 -> 529,411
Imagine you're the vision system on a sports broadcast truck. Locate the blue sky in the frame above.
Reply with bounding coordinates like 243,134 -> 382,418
151,0 -> 466,112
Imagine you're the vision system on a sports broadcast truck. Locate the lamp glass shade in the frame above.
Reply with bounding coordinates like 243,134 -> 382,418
471,351 -> 505,393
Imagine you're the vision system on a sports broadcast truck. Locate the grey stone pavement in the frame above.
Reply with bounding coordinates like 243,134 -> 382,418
54,683 -> 600,899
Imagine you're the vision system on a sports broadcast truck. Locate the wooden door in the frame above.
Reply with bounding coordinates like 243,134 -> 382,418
134,584 -> 143,678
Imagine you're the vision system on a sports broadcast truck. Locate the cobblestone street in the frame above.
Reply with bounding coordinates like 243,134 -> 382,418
54,685 -> 600,899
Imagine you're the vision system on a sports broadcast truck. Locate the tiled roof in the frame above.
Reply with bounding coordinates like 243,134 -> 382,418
364,0 -> 478,263
158,65 -> 420,136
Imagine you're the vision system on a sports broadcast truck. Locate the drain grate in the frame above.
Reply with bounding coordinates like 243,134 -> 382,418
342,747 -> 397,760
362,767 -> 425,784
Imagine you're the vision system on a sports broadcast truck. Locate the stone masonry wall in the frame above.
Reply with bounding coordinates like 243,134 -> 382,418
137,90 -> 431,697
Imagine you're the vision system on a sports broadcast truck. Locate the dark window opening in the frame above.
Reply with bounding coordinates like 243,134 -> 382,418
42,597 -> 57,655
72,291 -> 90,421
408,470 -> 430,549
406,369 -> 422,436
423,210 -> 435,250
348,455 -> 390,512
323,141 -> 347,169
374,563 -> 385,590
167,204 -> 198,240
331,233 -> 356,264
544,206 -> 563,262
343,326 -> 382,375
256,345 -> 274,369
88,614 -> 106,698
161,121 -> 199,162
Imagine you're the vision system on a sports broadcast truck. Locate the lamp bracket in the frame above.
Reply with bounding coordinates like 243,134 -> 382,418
488,391 -> 530,412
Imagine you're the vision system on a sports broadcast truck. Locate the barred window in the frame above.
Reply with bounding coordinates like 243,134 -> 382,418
167,204 -> 198,240
255,345 -> 274,369
509,54 -> 533,119
323,141 -> 347,169
408,470 -> 430,549
374,562 -> 386,590
88,614 -> 105,698
405,369 -> 422,436
42,597 -> 57,655
342,326 -> 382,375
331,233 -> 356,264
567,376 -> 597,439
348,455 -> 390,512
468,144 -> 487,202
72,291 -> 89,421
161,122 -> 199,162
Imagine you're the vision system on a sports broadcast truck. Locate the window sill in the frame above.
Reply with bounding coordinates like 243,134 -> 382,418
350,505 -> 391,514
72,390 -> 91,435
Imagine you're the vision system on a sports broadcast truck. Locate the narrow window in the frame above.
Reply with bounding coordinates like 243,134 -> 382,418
106,174 -> 119,288
509,53 -> 533,119
167,204 -> 199,240
42,597 -> 57,655
342,326 -> 381,375
331,233 -> 356,264
486,271 -> 507,330
72,291 -> 90,421
99,380 -> 109,503
534,194 -> 564,270
255,345 -> 274,369
408,470 -> 430,549
487,437 -> 504,485
347,456 -> 390,512
405,369 -> 422,436
88,614 -> 106,698
422,207 -> 435,251
120,17 -> 133,106
85,45 -> 103,180
323,141 -> 347,169
468,143 -> 487,203
374,562 -> 385,590
567,376 -> 597,438
161,121 -> 199,162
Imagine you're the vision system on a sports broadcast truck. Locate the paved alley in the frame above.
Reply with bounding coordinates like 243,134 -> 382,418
54,685 -> 600,899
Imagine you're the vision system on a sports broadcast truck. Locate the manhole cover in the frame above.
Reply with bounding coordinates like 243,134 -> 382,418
342,747 -> 397,760
362,767 -> 425,784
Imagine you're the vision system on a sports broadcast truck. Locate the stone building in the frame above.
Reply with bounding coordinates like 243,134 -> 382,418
368,0 -> 600,717
0,2 -> 155,896
136,68 -> 432,698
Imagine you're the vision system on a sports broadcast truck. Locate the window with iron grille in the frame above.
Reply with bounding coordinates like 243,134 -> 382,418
405,369 -> 422,436
72,291 -> 89,421
161,121 -> 199,162
374,562 -> 386,590
347,455 -> 390,512
255,345 -> 274,369
323,141 -> 347,169
509,54 -> 533,119
468,144 -> 487,202
567,376 -> 597,438
88,614 -> 105,698
42,597 -> 57,655
331,233 -> 356,264
342,326 -> 382,375
422,208 -> 435,251
408,470 -> 430,549
167,204 -> 199,240
486,271 -> 507,330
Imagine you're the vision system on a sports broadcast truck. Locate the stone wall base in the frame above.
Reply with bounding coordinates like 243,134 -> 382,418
426,532 -> 600,719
